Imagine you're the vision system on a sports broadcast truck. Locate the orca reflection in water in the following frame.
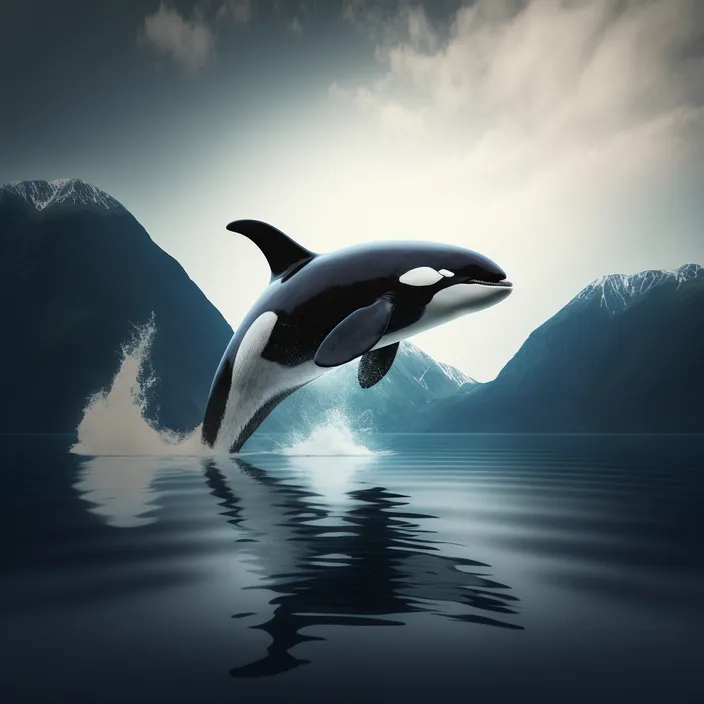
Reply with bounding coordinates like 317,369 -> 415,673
202,221 -> 513,453
204,457 -> 523,678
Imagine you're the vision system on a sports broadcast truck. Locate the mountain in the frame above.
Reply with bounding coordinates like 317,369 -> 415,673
262,342 -> 475,436
0,178 -> 123,212
572,264 -> 703,313
6,178 -> 698,437
1,178 -> 471,437
413,264 -> 704,433
0,178 -> 233,433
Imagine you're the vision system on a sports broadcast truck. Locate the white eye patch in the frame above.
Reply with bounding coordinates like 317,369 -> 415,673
439,269 -> 454,277
399,267 -> 444,286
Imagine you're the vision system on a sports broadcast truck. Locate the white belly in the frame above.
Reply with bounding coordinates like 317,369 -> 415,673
372,283 -> 504,349
215,312 -> 325,452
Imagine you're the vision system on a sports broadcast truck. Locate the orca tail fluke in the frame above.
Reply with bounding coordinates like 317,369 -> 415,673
226,219 -> 315,280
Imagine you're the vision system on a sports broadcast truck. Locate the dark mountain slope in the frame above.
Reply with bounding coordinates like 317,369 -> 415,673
0,178 -> 233,433
414,264 -> 704,433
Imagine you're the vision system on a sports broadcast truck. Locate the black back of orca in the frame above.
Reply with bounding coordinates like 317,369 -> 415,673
257,240 -> 502,366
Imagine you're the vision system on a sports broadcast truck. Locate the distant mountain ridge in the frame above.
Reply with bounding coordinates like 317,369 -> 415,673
571,263 -> 703,313
410,262 -> 704,433
0,178 -> 123,212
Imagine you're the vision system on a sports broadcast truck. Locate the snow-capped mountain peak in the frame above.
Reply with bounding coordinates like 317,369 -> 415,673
398,341 -> 476,390
573,263 -> 703,313
0,178 -> 122,212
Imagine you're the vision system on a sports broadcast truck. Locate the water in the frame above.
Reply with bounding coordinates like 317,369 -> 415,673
2,432 -> 703,704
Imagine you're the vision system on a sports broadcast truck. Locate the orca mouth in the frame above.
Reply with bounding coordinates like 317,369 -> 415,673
465,278 -> 513,288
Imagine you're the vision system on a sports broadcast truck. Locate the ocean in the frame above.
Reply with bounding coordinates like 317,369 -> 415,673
2,432 -> 702,703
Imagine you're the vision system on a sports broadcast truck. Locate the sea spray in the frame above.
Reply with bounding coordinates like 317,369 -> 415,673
280,412 -> 383,506
70,318 -> 207,456
278,409 -> 381,457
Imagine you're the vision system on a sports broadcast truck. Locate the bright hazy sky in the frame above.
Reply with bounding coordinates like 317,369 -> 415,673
2,0 -> 702,379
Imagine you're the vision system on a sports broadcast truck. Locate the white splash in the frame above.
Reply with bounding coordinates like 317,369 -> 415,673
70,318 -> 209,457
278,409 -> 379,457
280,412 -> 385,506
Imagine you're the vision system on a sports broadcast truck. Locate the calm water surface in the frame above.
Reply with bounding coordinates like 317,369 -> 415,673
2,434 -> 703,703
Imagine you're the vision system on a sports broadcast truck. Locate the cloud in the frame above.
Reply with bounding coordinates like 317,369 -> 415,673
140,3 -> 215,73
288,2 -> 313,33
330,81 -> 427,135
342,0 -> 460,45
325,0 -> 703,378
139,1 -> 306,71
342,0 -> 382,25
217,0 -> 253,24
342,0 -> 416,44
333,0 -> 703,199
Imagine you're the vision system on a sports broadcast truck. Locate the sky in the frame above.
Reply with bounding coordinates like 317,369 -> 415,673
2,0 -> 702,380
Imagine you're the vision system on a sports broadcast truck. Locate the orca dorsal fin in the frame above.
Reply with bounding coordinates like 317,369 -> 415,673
226,219 -> 316,280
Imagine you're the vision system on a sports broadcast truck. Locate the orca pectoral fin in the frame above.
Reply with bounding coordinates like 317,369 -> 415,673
314,295 -> 395,368
358,342 -> 399,389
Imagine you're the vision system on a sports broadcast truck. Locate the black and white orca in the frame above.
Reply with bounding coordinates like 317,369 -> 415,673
202,220 -> 513,452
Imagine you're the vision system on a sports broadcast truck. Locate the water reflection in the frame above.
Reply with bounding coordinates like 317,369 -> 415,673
74,450 -> 523,678
74,456 -> 177,528
205,455 -> 523,678
29,435 -> 704,702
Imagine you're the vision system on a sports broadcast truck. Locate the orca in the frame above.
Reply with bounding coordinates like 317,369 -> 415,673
202,220 -> 513,453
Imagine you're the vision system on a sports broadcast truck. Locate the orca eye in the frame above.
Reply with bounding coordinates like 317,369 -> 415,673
399,267 -> 444,286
